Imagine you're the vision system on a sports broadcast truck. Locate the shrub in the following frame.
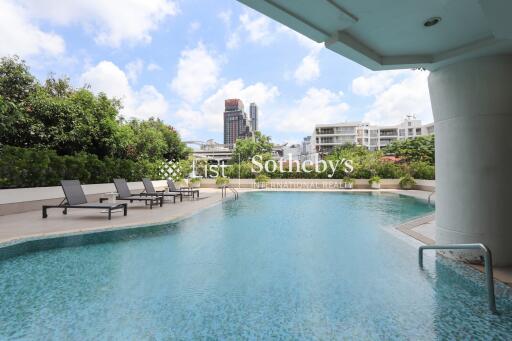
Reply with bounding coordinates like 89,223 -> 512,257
343,176 -> 354,184
399,174 -> 416,190
369,176 -> 381,184
0,145 -> 166,188
255,174 -> 270,184
409,161 -> 435,180
215,177 -> 230,187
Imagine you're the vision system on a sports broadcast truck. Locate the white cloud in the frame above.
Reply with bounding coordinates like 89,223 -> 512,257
133,85 -> 168,117
358,70 -> 433,125
352,70 -> 405,96
0,0 -> 65,57
147,63 -> 162,72
218,10 -> 232,26
19,0 -> 178,47
294,52 -> 320,84
188,21 -> 201,33
239,12 -> 274,45
80,60 -> 168,119
268,88 -> 349,134
226,32 -> 241,50
125,59 -> 144,84
224,10 -> 276,49
170,42 -> 221,104
277,25 -> 323,51
172,79 -> 279,137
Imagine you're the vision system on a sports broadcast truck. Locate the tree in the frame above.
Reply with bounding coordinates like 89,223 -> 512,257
231,131 -> 273,162
0,56 -> 189,162
0,55 -> 36,102
383,135 -> 435,164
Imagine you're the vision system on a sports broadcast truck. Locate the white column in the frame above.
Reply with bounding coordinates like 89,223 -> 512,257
428,55 -> 512,266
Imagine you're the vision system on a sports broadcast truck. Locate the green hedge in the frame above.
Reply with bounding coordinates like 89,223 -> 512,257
0,145 -> 165,188
221,159 -> 434,180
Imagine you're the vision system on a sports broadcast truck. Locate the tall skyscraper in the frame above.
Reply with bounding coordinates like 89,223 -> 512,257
223,99 -> 254,148
249,103 -> 258,132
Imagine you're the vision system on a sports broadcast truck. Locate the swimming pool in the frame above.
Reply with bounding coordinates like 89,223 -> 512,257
1,192 -> 511,340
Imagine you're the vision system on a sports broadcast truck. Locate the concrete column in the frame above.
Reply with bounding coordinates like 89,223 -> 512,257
428,55 -> 512,266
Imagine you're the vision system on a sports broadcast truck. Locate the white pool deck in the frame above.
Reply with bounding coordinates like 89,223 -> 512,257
1,188 -> 510,285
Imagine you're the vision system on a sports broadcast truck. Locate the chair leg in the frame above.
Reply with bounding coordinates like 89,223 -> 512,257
150,200 -> 153,209
124,204 -> 127,216
159,197 -> 163,207
63,208 -> 67,215
108,208 -> 112,220
42,207 -> 48,218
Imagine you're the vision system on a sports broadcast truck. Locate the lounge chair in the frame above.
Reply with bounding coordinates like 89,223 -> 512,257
113,178 -> 162,208
42,180 -> 127,220
141,178 -> 182,203
166,179 -> 200,199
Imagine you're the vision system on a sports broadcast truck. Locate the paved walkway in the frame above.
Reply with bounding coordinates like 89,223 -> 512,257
0,188 -> 247,247
393,193 -> 512,286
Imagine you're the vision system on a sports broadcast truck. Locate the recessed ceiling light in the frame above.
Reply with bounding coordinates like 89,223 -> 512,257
424,17 -> 441,27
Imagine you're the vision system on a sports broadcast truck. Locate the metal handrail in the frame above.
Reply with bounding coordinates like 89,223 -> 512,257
427,191 -> 435,205
221,185 -> 238,200
228,185 -> 239,200
419,243 -> 497,313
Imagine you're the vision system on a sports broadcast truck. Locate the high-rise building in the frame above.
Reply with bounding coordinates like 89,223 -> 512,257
249,103 -> 258,132
223,99 -> 254,148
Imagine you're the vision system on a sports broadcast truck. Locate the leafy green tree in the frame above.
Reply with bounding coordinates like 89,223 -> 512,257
0,56 -> 189,161
0,56 -> 36,102
231,131 -> 273,162
383,135 -> 435,164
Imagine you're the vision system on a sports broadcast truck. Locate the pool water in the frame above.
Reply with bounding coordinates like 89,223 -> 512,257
1,192 -> 511,340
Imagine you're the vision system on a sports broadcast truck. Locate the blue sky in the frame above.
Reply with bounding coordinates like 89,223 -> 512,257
0,0 -> 432,144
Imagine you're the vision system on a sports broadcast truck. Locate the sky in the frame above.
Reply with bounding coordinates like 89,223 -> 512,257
0,0 -> 433,144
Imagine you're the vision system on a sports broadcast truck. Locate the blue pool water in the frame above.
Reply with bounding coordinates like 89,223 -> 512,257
1,192 -> 511,340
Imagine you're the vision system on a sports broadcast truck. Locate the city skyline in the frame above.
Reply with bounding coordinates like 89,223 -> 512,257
0,0 -> 433,144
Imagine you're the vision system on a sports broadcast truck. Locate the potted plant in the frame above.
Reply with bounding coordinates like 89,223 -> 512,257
369,176 -> 381,189
343,176 -> 354,189
399,174 -> 416,190
215,176 -> 230,188
255,174 -> 270,189
189,177 -> 201,188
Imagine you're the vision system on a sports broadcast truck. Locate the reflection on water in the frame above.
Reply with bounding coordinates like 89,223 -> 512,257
1,192 -> 511,340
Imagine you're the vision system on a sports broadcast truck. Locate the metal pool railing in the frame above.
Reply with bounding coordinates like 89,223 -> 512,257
418,243 -> 497,314
221,185 -> 238,200
427,191 -> 435,205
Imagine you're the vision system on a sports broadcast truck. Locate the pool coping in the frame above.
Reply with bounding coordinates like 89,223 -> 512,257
0,189 -> 430,250
0,191 -> 241,251
393,210 -> 512,287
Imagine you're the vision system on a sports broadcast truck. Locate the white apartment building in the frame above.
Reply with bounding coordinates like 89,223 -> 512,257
312,116 -> 434,154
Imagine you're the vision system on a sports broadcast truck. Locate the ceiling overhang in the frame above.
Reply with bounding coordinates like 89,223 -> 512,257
237,0 -> 512,70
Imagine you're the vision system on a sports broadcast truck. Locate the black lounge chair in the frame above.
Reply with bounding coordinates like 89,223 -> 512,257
141,178 -> 182,203
42,180 -> 127,220
113,178 -> 163,208
166,179 -> 199,199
